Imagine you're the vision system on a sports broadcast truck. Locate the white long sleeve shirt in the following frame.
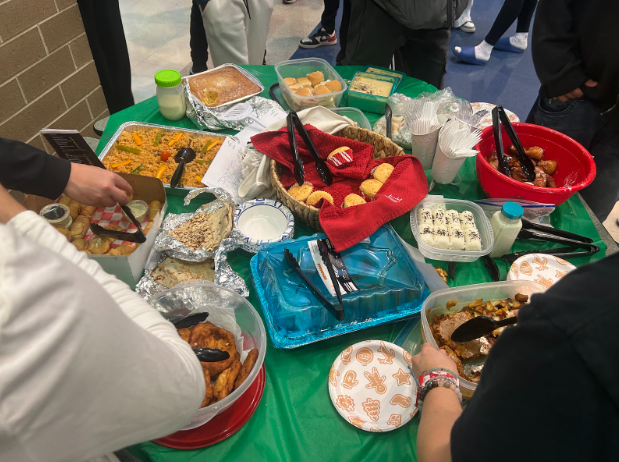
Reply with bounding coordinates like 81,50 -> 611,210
0,211 -> 205,462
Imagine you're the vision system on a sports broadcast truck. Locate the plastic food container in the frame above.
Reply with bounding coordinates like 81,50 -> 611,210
251,225 -> 430,348
234,199 -> 295,253
346,72 -> 397,114
410,197 -> 494,262
330,107 -> 371,130
275,58 -> 347,111
148,281 -> 267,429
364,66 -> 406,91
476,123 -> 596,206
420,280 -> 546,398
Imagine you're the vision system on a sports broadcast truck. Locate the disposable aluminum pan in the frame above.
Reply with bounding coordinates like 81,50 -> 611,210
98,121 -> 230,191
184,63 -> 265,110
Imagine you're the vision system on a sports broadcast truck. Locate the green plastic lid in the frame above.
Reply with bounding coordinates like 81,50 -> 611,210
155,70 -> 182,87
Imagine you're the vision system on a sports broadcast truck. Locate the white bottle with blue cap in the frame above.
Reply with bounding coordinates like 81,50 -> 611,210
490,202 -> 524,258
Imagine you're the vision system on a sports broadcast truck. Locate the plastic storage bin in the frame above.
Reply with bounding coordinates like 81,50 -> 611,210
364,66 -> 406,91
410,197 -> 494,262
148,281 -> 267,429
420,280 -> 546,398
346,72 -> 397,114
275,58 -> 347,112
251,225 -> 430,348
330,107 -> 371,130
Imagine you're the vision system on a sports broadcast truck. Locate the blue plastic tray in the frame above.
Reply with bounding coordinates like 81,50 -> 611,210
250,225 -> 429,348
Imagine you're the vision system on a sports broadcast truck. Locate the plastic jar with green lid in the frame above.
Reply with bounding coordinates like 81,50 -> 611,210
155,69 -> 186,121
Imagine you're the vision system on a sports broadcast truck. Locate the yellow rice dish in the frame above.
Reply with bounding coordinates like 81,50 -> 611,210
102,128 -> 225,188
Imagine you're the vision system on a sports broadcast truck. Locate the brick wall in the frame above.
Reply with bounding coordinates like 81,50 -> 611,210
0,0 -> 109,153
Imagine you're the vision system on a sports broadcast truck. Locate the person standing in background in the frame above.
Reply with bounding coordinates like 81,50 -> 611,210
189,0 -> 209,74
343,0 -> 464,89
299,0 -> 351,65
454,0 -> 475,33
77,0 -> 135,113
196,0 -> 274,66
526,0 -> 619,222
452,0 -> 537,65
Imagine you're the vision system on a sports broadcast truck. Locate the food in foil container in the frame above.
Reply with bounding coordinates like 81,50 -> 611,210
151,256 -> 215,288
179,317 -> 259,407
101,127 -> 224,188
169,204 -> 233,251
187,66 -> 261,108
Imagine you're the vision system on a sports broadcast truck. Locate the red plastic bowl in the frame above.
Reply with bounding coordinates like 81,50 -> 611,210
475,123 -> 596,206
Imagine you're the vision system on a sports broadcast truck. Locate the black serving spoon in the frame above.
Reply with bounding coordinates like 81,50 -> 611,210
170,147 -> 196,188
193,348 -> 230,362
451,316 -> 518,342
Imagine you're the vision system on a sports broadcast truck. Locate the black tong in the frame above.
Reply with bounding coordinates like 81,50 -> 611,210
90,204 -> 147,243
501,219 -> 599,263
287,111 -> 333,186
284,248 -> 344,321
492,106 -> 535,182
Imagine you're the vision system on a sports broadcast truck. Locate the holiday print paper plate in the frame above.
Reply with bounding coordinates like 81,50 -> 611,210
507,253 -> 576,288
328,340 -> 418,432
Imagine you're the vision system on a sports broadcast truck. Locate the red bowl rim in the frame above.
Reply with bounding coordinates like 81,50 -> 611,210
476,122 -> 596,195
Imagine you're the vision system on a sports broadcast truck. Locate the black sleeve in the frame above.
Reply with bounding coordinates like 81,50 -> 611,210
450,253 -> 619,462
0,137 -> 71,199
532,0 -> 588,97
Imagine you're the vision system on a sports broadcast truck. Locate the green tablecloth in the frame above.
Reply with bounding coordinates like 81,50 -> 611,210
96,66 -> 607,462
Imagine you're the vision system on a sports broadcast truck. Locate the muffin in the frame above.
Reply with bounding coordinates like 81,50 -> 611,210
288,183 -> 313,202
325,80 -> 342,92
327,146 -> 353,167
359,179 -> 383,200
372,163 -> 394,183
306,191 -> 334,207
307,71 -> 325,86
313,85 -> 330,95
297,77 -> 312,88
343,194 -> 366,208
294,87 -> 313,97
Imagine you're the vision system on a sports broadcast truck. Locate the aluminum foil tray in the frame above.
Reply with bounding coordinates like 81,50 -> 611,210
184,63 -> 264,110
250,224 -> 430,348
98,121 -> 229,191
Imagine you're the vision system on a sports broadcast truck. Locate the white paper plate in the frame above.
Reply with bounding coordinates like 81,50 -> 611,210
507,253 -> 576,288
328,340 -> 418,432
471,102 -> 519,130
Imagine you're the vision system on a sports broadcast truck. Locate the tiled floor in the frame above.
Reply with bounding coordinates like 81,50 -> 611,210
119,0 -> 324,103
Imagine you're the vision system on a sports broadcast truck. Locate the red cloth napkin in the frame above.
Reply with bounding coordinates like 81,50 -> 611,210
251,125 -> 428,251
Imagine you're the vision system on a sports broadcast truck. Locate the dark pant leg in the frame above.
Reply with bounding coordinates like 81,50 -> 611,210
335,0 -> 350,65
396,29 -> 450,89
484,0 -> 526,46
526,95 -> 619,221
342,0 -> 403,68
190,0 -> 209,71
76,0 -> 134,114
515,0 -> 537,33
321,0 -> 341,34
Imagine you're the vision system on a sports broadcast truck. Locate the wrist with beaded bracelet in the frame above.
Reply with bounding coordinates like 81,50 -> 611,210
416,368 -> 462,409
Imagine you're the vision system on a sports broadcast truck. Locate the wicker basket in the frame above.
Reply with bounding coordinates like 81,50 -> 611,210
270,126 -> 406,230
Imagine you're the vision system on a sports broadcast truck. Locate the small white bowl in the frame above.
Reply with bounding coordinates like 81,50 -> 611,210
234,199 -> 294,253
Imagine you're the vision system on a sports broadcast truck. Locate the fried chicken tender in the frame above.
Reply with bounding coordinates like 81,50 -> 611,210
189,322 -> 236,377
213,361 -> 242,402
234,348 -> 259,390
200,365 -> 214,408
177,328 -> 191,342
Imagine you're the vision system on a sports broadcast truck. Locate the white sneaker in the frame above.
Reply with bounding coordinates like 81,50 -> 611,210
460,21 -> 476,33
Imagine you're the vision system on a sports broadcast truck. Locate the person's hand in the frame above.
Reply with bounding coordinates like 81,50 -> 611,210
553,79 -> 597,102
64,164 -> 134,207
410,343 -> 458,378
0,185 -> 27,224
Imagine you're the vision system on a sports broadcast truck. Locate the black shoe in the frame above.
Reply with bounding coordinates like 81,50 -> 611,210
299,28 -> 337,49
